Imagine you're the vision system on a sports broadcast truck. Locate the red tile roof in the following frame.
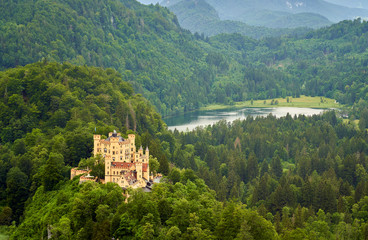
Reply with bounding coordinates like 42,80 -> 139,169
111,162 -> 148,172
111,162 -> 134,169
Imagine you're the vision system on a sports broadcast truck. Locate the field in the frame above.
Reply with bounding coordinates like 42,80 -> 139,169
201,95 -> 340,111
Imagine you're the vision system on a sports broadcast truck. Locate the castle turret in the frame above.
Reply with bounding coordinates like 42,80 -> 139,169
145,147 -> 149,163
145,147 -> 149,156
93,135 -> 101,156
136,162 -> 143,181
128,134 -> 136,160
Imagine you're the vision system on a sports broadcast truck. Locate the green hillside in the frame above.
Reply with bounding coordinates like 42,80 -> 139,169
208,19 -> 368,114
0,0 -> 301,117
0,0 -> 307,117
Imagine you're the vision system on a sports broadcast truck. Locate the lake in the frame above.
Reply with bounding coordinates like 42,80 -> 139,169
164,107 -> 328,131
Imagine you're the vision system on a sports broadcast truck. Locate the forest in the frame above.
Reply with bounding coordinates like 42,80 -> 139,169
2,62 -> 368,239
0,0 -> 298,117
3,0 -> 368,118
2,0 -> 368,239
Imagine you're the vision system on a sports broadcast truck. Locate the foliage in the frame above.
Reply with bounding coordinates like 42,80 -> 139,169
0,62 -> 169,227
172,110 -> 368,238
10,179 -> 277,240
0,0 -> 312,117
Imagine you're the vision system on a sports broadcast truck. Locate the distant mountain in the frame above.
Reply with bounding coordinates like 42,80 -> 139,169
206,0 -> 368,23
223,8 -> 331,29
162,0 -> 332,32
324,0 -> 368,10
167,0 -> 314,37
137,0 -> 160,4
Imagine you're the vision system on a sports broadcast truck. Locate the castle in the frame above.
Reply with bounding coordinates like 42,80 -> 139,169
71,131 -> 150,189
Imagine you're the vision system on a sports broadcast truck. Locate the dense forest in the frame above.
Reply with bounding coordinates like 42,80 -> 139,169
2,62 -> 368,239
209,19 -> 368,114
0,62 -> 170,224
2,0 -> 368,119
0,0 -> 299,117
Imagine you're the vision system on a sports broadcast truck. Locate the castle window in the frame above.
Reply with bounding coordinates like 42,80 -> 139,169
113,151 -> 115,155
107,171 -> 109,174
104,148 -> 107,153
113,146 -> 115,149
113,157 -> 115,161
131,148 -> 133,151
120,150 -> 122,154
120,157 -> 123,160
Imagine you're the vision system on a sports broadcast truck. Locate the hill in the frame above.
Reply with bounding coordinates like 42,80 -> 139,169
208,19 -> 368,111
0,0 -> 225,116
324,0 -> 368,10
167,0 -> 316,37
206,0 -> 368,24
166,0 -> 331,30
0,0 -> 302,117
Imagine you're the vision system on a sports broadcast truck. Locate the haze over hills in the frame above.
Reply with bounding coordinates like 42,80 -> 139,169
138,0 -> 160,4
205,0 -> 368,23
156,0 -> 368,36
167,0 -> 331,31
167,0 -> 315,37
324,0 -> 368,9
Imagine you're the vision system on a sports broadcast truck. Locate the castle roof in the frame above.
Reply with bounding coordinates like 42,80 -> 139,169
110,162 -> 149,172
105,135 -> 125,142
111,162 -> 134,169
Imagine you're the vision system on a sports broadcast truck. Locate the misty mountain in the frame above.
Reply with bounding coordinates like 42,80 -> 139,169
206,0 -> 368,23
137,0 -> 160,4
167,0 -> 314,37
324,0 -> 368,10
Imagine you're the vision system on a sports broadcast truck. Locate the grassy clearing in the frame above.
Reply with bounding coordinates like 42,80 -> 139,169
0,234 -> 9,240
201,95 -> 340,111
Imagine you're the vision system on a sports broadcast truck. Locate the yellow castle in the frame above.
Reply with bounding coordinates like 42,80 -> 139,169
94,130 -> 150,189
71,131 -> 151,189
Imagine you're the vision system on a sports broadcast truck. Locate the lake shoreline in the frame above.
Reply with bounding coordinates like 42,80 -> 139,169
200,95 -> 340,111
165,107 -> 330,132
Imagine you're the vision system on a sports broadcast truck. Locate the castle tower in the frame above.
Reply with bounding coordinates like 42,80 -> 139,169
136,161 -> 143,181
93,135 -> 101,156
145,147 -> 149,163
128,134 -> 136,160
